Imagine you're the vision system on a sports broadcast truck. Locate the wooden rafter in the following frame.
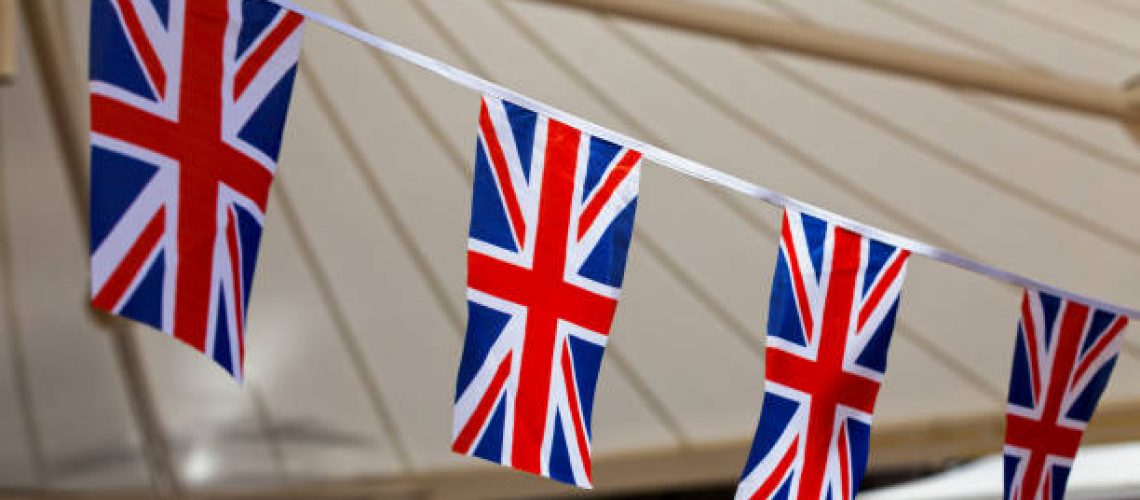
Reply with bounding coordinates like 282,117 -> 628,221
532,0 -> 1140,126
1126,82 -> 1140,143
7,400 -> 1138,499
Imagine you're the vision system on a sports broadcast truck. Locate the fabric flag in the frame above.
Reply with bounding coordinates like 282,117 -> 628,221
1003,290 -> 1128,500
452,95 -> 642,487
89,0 -> 304,379
737,209 -> 911,500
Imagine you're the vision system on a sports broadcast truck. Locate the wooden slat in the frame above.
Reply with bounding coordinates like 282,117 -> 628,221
1127,84 -> 1140,143
9,400 -> 1139,499
533,0 -> 1140,122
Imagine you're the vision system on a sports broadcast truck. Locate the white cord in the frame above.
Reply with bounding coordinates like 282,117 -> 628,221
269,0 -> 1140,319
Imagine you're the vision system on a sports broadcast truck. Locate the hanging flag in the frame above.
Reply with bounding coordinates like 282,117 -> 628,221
452,95 -> 642,488
1003,290 -> 1128,500
88,0 -> 304,379
737,209 -> 911,500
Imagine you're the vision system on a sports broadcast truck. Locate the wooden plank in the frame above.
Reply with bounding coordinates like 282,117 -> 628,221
9,400 -> 1139,499
1127,118 -> 1140,144
1127,84 -> 1140,143
402,401 -> 1140,498
532,0 -> 1138,122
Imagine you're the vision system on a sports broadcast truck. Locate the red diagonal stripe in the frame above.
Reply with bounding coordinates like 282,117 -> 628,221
1070,316 -> 1126,387
453,352 -> 513,455
1021,294 -> 1043,403
856,249 -> 909,332
234,12 -> 304,99
748,436 -> 800,500
478,103 -> 528,248
780,214 -> 815,342
838,423 -> 852,500
113,0 -> 167,98
224,208 -> 246,370
561,342 -> 593,483
577,150 -> 639,240
92,207 -> 166,312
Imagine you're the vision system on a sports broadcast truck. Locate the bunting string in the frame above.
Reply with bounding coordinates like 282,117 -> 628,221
268,0 -> 1140,320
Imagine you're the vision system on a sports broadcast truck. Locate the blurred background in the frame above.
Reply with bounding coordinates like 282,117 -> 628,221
2,0 -> 1140,498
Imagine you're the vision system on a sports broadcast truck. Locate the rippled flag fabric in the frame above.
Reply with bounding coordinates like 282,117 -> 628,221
452,96 -> 642,488
1003,290 -> 1128,500
89,0 -> 304,379
737,209 -> 911,500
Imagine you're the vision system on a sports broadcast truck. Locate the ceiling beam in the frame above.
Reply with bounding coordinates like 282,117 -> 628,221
529,0 -> 1140,126
0,0 -> 15,83
1126,82 -> 1140,143
13,401 -> 1139,499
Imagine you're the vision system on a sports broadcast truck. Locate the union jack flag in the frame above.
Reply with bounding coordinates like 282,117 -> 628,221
88,0 -> 304,379
737,209 -> 911,500
452,96 -> 642,488
1003,290 -> 1128,500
